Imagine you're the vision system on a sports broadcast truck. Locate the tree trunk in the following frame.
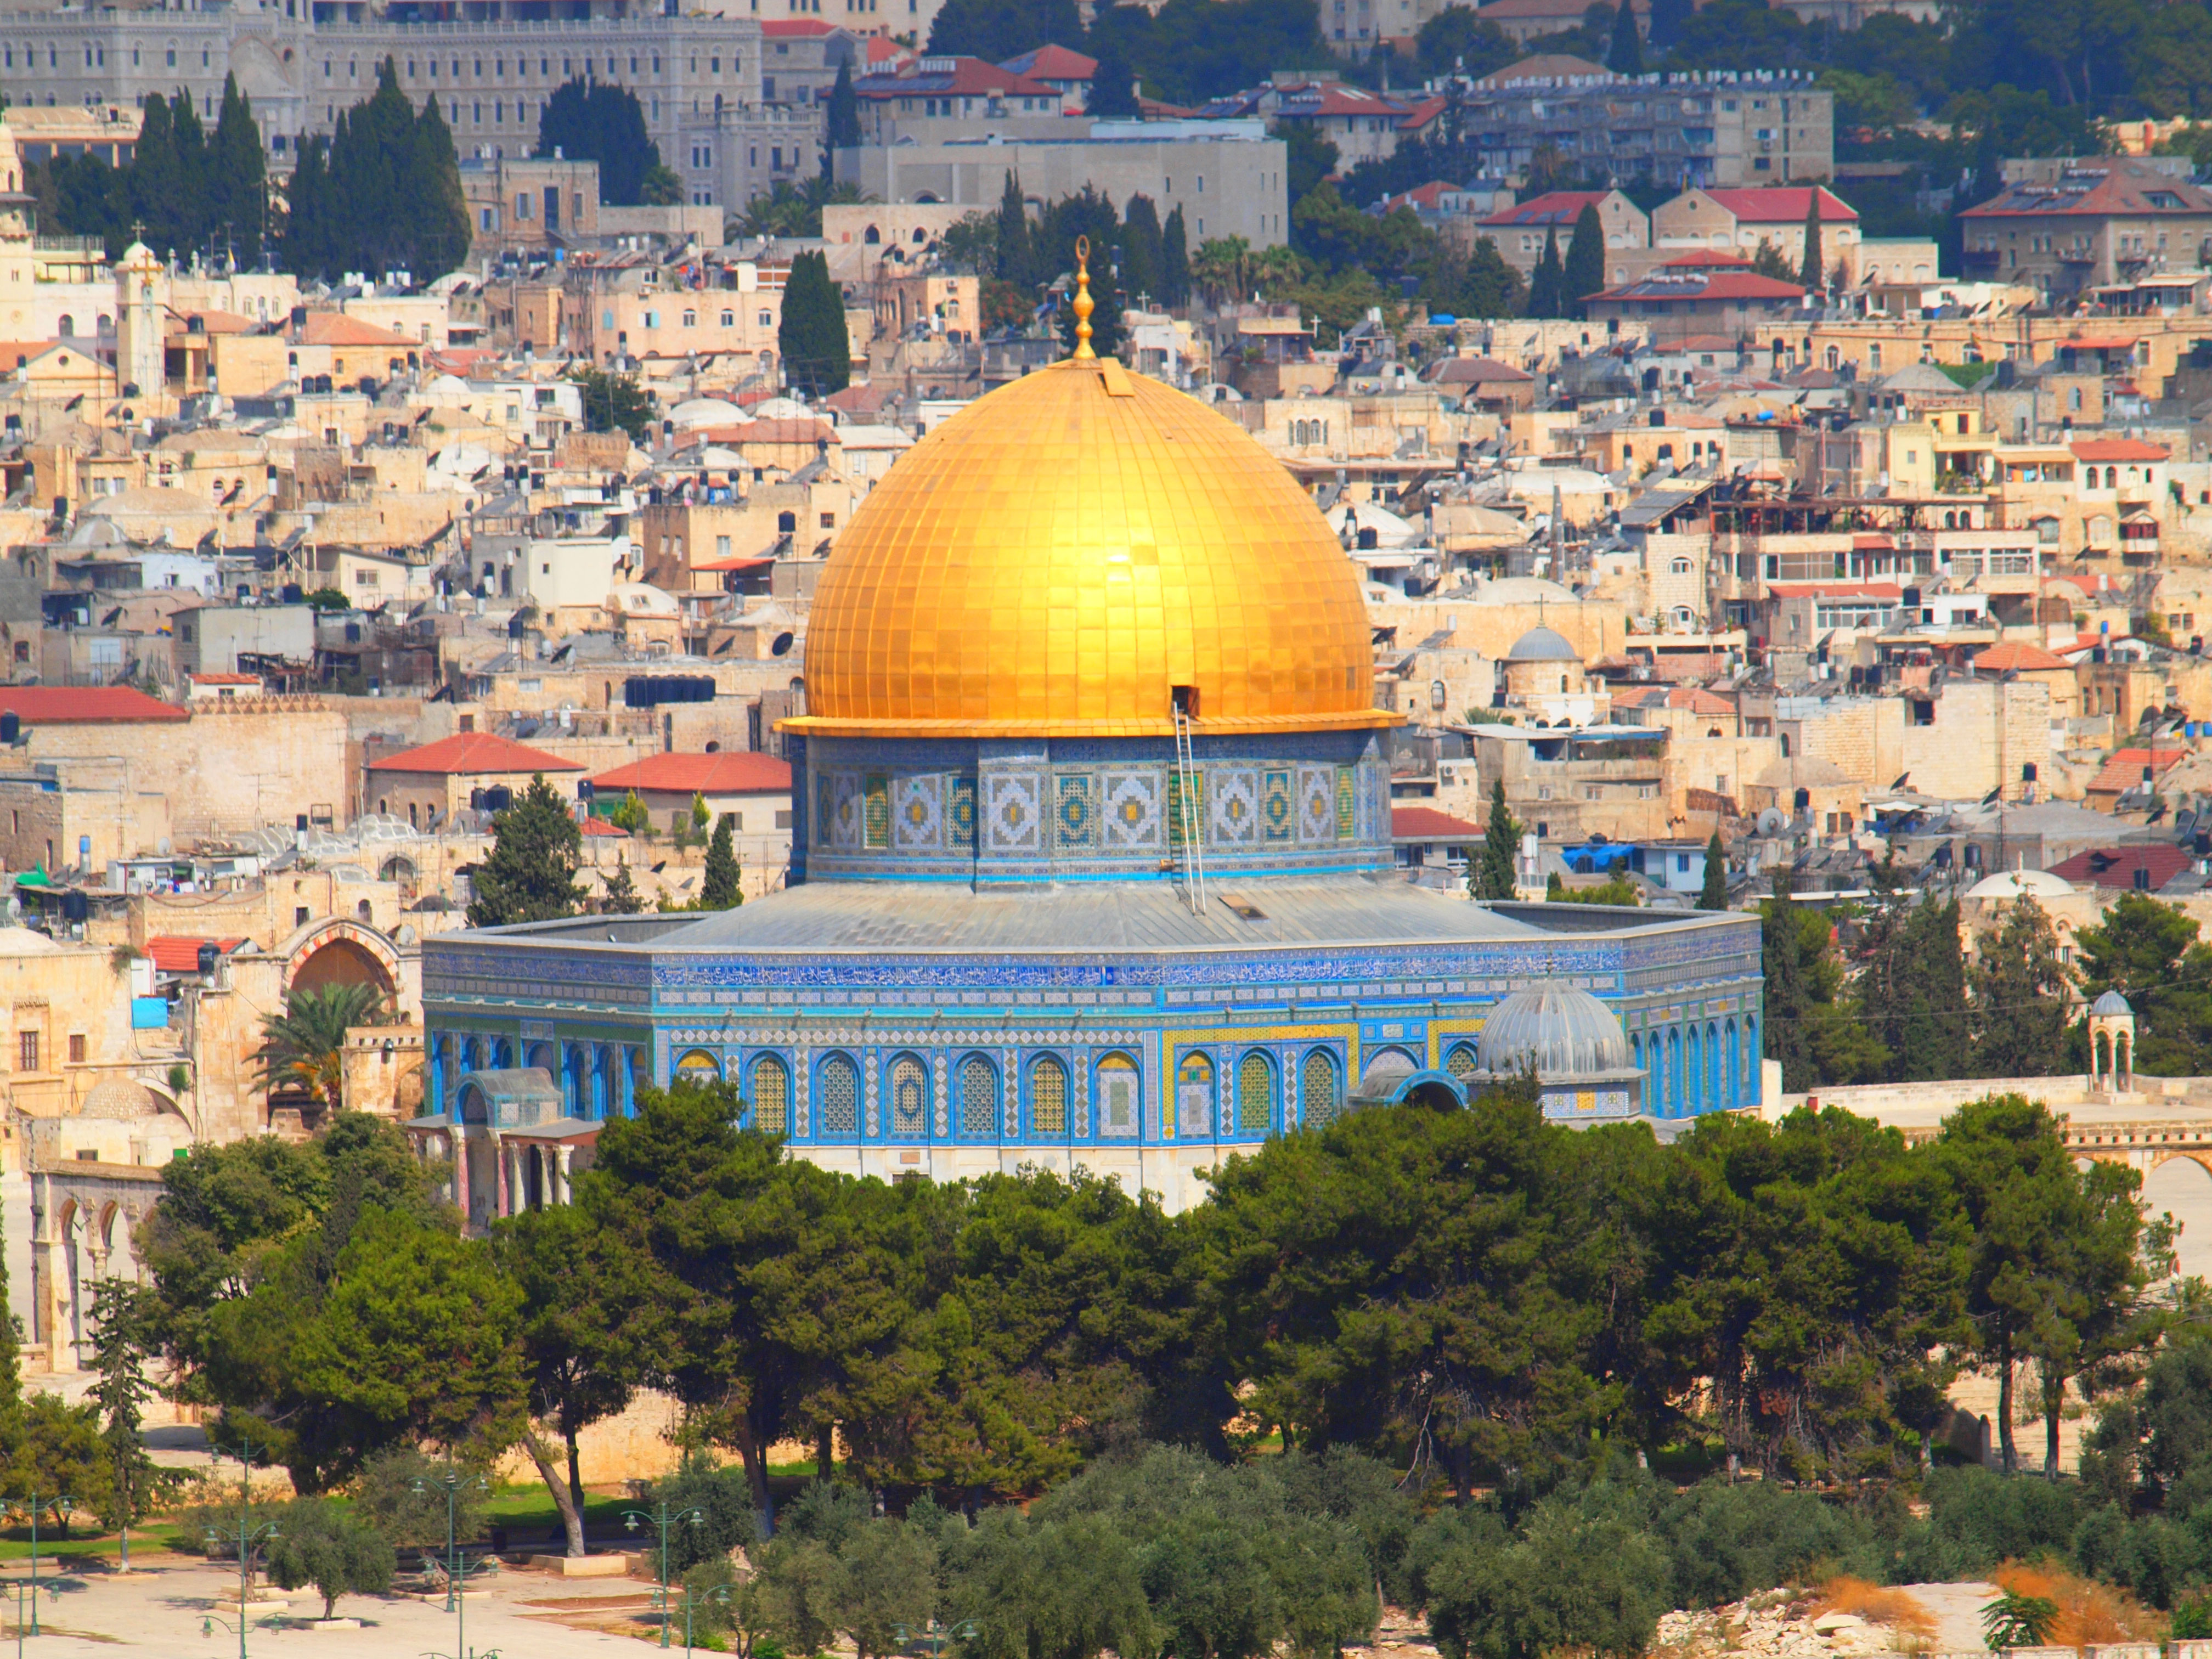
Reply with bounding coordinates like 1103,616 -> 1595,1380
731,1415 -> 774,1536
2044,1365 -> 2064,1477
1997,1340 -> 2017,1474
817,1423 -> 834,1486
523,1426 -> 586,1558
567,1423 -> 586,1515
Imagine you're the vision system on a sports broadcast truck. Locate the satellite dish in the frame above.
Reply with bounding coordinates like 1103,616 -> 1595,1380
1757,808 -> 1788,834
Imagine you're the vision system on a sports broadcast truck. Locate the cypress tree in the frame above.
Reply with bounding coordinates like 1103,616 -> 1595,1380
1561,201 -> 1605,319
170,89 -> 209,248
1472,777 -> 1522,901
1606,0 -> 1645,75
1121,193 -> 1163,306
994,168 -> 1031,287
131,94 -> 180,256
1087,43 -> 1139,118
1970,895 -> 2072,1077
1762,866 -> 1815,1091
535,78 -> 664,205
284,60 -> 467,283
210,76 -> 267,267
1799,187 -> 1825,293
283,136 -> 333,279
1527,228 -> 1564,318
1696,831 -> 1728,910
702,815 -> 742,910
824,61 -> 862,171
1647,0 -> 1692,48
778,250 -> 851,396
1462,237 -> 1523,316
405,84 -> 470,280
1161,205 -> 1190,306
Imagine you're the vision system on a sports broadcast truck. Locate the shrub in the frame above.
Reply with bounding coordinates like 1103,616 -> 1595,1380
265,1497 -> 397,1619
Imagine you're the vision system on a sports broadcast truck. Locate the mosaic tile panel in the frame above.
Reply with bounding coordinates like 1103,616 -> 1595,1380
1056,773 -> 1095,850
894,774 -> 943,851
1262,769 -> 1293,844
1297,765 -> 1335,843
864,774 -> 891,849
815,773 -> 835,849
1212,768 -> 1259,845
1335,766 -> 1356,839
831,773 -> 864,850
1101,771 -> 1163,850
984,773 -> 1043,851
950,776 -> 978,851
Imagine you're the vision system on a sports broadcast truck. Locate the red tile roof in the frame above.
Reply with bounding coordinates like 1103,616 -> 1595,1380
1764,582 -> 1903,600
761,18 -> 839,34
368,733 -> 584,774
1658,249 -> 1754,269
854,57 -> 1057,100
294,312 -> 416,348
1391,806 -> 1482,840
580,816 -> 631,836
2049,844 -> 2191,887
189,672 -> 262,685
2070,439 -> 2170,462
998,43 -> 1096,79
1963,159 -> 2212,220
1480,190 -> 1612,228
0,687 -> 187,724
2083,747 -> 2186,799
591,752 -> 793,794
1699,186 -> 1859,224
144,935 -> 247,973
1971,642 -> 2071,672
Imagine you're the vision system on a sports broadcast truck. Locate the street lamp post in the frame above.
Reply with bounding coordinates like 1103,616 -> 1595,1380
894,1618 -> 981,1659
6,1492 -> 74,1638
6,1577 -> 57,1659
201,1441 -> 278,1659
678,1582 -> 731,1658
411,1466 -> 496,1659
619,1502 -> 704,1650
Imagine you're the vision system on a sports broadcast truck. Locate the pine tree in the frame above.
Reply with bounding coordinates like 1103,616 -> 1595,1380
1799,188 -> 1825,293
1462,237 -> 1525,316
0,1186 -> 21,1466
87,1281 -> 172,1567
1891,896 -> 1971,1081
1087,44 -> 1139,118
1970,895 -> 2073,1077
1161,204 -> 1190,306
702,814 -> 742,910
467,775 -> 586,928
1561,201 -> 1605,319
1646,0 -> 1692,47
1472,777 -> 1521,901
1696,832 -> 1728,910
283,60 -> 467,283
995,168 -> 1031,287
1606,0 -> 1645,75
778,250 -> 851,397
824,61 -> 862,169
536,78 -> 666,205
1528,227 -> 1563,318
601,860 -> 642,915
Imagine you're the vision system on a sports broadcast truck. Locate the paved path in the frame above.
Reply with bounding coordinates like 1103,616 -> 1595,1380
0,1554 -> 698,1656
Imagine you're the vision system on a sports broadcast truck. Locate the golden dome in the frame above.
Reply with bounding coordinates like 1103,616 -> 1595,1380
784,355 -> 1391,738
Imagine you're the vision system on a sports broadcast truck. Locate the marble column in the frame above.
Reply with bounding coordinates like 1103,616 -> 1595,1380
493,1135 -> 509,1219
454,1132 -> 471,1227
555,1145 -> 573,1206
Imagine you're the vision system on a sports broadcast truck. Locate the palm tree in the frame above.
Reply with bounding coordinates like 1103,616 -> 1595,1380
1190,235 -> 1254,307
255,983 -> 389,1107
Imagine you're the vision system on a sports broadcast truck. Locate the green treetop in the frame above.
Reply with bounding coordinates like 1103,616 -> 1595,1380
1696,833 -> 1728,910
1472,777 -> 1521,901
467,773 -> 586,928
1561,201 -> 1606,320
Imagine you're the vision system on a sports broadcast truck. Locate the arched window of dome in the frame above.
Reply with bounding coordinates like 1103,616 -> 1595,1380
817,1053 -> 859,1137
460,1034 -> 481,1073
487,1037 -> 511,1068
958,1052 -> 998,1138
1176,1051 -> 1214,1137
675,1048 -> 721,1082
863,224 -> 880,244
1666,1030 -> 1681,1116
1685,1025 -> 1702,1112
889,1052 -> 928,1137
1098,1052 -> 1139,1138
1237,1051 -> 1275,1135
1724,1019 -> 1739,1109
751,1054 -> 789,1136
57,314 -> 73,337
1030,1055 -> 1067,1137
1301,1048 -> 1340,1130
1706,1022 -> 1720,1110
1444,1043 -> 1479,1083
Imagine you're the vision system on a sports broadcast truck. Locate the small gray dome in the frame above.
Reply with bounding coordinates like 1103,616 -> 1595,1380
2091,990 -> 2134,1018
1506,625 -> 1580,662
1479,980 -> 1632,1077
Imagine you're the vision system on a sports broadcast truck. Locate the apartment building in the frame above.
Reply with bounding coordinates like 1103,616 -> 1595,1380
1961,157 -> 2212,302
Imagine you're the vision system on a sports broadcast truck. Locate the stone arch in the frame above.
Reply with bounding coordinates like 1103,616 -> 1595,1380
279,916 -> 402,997
2146,1153 -> 2212,1280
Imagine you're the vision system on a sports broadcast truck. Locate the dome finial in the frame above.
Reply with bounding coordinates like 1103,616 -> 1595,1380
1071,235 -> 1096,361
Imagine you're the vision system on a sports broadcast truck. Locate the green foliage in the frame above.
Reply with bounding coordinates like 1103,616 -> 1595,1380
570,365 -> 654,443
87,1280 -> 180,1541
703,814 -> 743,909
610,790 -> 651,834
1561,202 -> 1606,318
39,79 -> 266,266
1748,238 -> 1797,281
7,1393 -> 111,1530
352,1445 -> 491,1552
284,59 -> 468,284
1417,7 -> 1520,78
256,981 -> 388,1107
825,61 -> 864,155
1088,43 -> 1141,118
266,1497 -> 397,1618
2074,892 -> 2212,1075
780,249 -> 853,397
1982,1590 -> 2060,1648
600,860 -> 643,914
1855,891 -> 1970,1083
1427,1487 -> 1670,1659
1526,229 -> 1563,319
928,0 -> 1083,57
735,175 -> 867,240
467,773 -> 586,929
1283,125 -> 1339,208
1472,778 -> 1520,901
535,78 -> 664,205
303,586 -> 351,612
1085,0 -> 1333,110
1968,894 -> 2073,1076
1697,834 -> 1728,910
1800,189 -> 1824,290
1547,871 -> 1643,907
1762,869 -> 1888,1090
651,1453 -> 761,1575
1606,0 -> 1646,74
640,163 -> 684,207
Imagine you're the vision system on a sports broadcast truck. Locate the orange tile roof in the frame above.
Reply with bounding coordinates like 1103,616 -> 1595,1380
368,733 -> 583,774
2086,747 -> 2185,796
590,752 -> 793,793
1700,186 -> 1859,224
579,816 -> 631,836
295,312 -> 416,348
144,935 -> 247,972
1392,806 -> 1482,839
0,687 -> 187,723
1971,641 -> 2070,672
2070,438 -> 2170,462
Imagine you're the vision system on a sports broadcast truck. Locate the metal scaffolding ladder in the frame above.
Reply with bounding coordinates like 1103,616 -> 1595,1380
1172,704 -> 1207,916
